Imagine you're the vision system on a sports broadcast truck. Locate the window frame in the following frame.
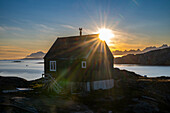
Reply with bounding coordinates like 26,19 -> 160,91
82,61 -> 86,68
50,61 -> 56,71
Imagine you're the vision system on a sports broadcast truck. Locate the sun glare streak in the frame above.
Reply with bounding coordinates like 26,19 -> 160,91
98,28 -> 115,43
88,40 -> 101,61
103,43 -> 112,79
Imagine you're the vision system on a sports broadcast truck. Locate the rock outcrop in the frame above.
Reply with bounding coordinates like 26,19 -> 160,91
0,76 -> 29,90
115,47 -> 170,65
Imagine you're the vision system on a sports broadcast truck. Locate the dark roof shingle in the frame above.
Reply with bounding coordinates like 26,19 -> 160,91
44,34 -> 101,59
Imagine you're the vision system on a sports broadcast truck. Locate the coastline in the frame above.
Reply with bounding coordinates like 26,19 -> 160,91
115,63 -> 170,66
0,68 -> 170,112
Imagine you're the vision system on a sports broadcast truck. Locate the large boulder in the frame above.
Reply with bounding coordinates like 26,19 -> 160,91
0,76 -> 29,90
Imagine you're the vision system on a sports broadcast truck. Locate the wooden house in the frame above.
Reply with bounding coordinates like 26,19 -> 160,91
44,33 -> 114,93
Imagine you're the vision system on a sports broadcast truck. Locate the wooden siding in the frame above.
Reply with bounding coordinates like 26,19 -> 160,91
44,34 -> 114,83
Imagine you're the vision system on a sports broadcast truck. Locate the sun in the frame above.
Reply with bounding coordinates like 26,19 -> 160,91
98,28 -> 115,43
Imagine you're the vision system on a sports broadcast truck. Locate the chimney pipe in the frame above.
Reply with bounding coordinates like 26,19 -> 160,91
79,28 -> 82,36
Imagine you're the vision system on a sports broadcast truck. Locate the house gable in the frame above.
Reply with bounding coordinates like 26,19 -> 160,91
44,34 -> 100,59
43,34 -> 115,92
44,34 -> 114,81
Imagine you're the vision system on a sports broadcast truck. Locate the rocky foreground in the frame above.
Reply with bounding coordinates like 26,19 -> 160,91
0,68 -> 170,113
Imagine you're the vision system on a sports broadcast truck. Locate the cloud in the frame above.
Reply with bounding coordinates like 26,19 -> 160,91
0,46 -> 27,53
4,26 -> 23,31
0,45 -> 29,60
61,25 -> 93,34
0,26 -> 23,31
35,24 -> 57,33
107,29 -> 153,51
83,28 -> 94,34
132,0 -> 139,6
37,24 -> 54,30
0,26 -> 5,31
61,25 -> 75,29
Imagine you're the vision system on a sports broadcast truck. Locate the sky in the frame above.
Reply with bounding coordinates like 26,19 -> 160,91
0,0 -> 170,59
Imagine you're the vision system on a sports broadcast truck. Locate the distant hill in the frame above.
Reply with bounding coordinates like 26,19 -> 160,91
115,47 -> 170,65
113,44 -> 169,56
22,51 -> 46,60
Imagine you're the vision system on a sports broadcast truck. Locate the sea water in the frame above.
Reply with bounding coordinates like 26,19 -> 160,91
115,64 -> 170,77
0,60 -> 44,81
0,60 -> 170,81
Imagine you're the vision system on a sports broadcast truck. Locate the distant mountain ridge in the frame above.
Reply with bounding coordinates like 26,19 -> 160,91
115,47 -> 170,65
26,51 -> 45,58
22,44 -> 170,61
22,51 -> 45,60
113,44 -> 169,56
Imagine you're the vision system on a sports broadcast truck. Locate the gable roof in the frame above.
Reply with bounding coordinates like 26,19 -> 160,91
44,34 -> 112,59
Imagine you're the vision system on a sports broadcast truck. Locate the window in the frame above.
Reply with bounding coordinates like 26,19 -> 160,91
50,61 -> 56,71
82,61 -> 86,68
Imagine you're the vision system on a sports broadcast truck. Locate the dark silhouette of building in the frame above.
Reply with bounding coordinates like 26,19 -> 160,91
44,33 -> 114,93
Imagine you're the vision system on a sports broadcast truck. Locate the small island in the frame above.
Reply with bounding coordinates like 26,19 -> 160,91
12,60 -> 22,63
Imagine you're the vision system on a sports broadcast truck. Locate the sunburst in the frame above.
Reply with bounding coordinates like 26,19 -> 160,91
98,28 -> 115,43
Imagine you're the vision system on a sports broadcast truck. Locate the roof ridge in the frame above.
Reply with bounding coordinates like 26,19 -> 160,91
57,34 -> 99,39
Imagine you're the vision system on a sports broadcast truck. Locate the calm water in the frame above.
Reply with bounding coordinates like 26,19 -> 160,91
0,60 -> 44,81
115,64 -> 170,77
0,60 -> 170,81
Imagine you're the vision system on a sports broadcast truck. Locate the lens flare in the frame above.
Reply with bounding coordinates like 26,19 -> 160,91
98,28 -> 115,43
